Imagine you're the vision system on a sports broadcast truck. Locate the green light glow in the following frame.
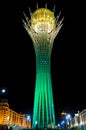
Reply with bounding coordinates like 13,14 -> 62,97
32,35 -> 55,128
23,7 -> 63,128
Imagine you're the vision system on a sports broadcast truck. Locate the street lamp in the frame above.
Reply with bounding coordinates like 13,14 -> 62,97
0,88 -> 7,98
35,121 -> 38,129
2,89 -> 6,93
60,120 -> 66,129
26,115 -> 31,129
65,114 -> 71,128
27,115 -> 31,121
66,114 -> 71,119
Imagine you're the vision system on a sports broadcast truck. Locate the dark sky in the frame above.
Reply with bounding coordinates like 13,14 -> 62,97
0,0 -> 86,121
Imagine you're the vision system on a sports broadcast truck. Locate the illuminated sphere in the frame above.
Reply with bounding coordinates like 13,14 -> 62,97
31,8 -> 56,33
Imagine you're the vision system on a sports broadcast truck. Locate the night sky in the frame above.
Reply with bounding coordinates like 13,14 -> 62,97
0,0 -> 86,121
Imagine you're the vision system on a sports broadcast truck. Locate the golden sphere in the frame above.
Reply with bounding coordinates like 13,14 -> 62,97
31,8 -> 56,33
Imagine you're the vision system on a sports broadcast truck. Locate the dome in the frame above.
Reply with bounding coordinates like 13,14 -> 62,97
30,8 -> 56,33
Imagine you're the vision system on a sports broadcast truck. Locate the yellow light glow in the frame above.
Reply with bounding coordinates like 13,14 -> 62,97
61,112 -> 67,116
31,8 -> 56,33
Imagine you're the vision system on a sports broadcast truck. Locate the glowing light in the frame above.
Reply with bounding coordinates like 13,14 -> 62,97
30,8 -> 56,33
1,89 -> 6,93
61,111 -> 67,116
27,115 -> 31,121
7,116 -> 9,120
66,114 -> 71,121
61,121 -> 65,125
35,121 -> 38,125
75,114 -> 79,117
23,7 -> 63,128
58,124 -> 60,127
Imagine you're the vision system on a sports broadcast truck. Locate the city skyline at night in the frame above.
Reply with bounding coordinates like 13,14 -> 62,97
0,0 -> 86,123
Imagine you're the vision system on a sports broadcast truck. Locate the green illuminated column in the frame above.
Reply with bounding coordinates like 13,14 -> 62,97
23,8 -> 63,128
32,34 -> 55,128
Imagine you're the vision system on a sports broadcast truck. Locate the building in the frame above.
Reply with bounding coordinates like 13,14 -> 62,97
0,99 -> 31,129
23,6 -> 63,128
70,109 -> 86,129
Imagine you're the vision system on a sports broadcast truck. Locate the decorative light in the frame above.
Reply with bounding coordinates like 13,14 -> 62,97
27,115 -> 31,121
58,123 -> 60,127
35,121 -> 38,125
30,8 -> 56,33
61,120 -> 65,125
7,116 -> 9,120
66,114 -> 71,120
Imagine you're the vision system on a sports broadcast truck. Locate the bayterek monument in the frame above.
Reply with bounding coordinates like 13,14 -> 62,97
23,6 -> 63,128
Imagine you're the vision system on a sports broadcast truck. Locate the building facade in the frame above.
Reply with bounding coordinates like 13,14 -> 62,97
0,99 -> 31,129
70,109 -> 86,129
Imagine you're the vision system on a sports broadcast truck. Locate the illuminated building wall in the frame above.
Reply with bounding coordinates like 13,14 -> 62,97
23,7 -> 63,128
70,109 -> 86,128
0,99 -> 31,129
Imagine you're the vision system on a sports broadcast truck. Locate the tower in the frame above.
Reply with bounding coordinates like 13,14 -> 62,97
23,7 -> 63,128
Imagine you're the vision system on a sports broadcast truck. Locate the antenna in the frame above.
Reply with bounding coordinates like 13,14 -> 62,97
28,7 -> 32,16
53,5 -> 56,13
36,3 -> 38,9
56,11 -> 61,21
45,3 -> 47,8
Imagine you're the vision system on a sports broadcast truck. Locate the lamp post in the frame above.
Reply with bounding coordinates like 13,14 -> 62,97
26,115 -> 31,130
0,88 -> 7,99
35,121 -> 38,130
65,114 -> 71,129
61,120 -> 65,129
